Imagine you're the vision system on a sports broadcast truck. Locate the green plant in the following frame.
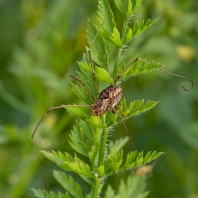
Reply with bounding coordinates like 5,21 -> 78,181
32,0 -> 164,197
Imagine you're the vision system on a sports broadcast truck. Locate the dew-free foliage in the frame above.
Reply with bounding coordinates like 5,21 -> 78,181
33,0 -> 164,197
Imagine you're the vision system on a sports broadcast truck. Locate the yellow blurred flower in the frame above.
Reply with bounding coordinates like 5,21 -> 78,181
176,45 -> 195,62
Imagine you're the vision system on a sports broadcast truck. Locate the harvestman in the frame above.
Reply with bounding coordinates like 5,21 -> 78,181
31,4 -> 193,197
31,54 -> 194,146
31,51 -> 193,197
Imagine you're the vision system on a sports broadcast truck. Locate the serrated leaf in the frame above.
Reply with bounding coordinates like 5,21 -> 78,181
64,106 -> 88,120
69,140 -> 88,157
97,0 -> 116,39
129,100 -> 139,112
114,0 -> 126,14
138,99 -> 144,109
78,61 -> 92,73
110,27 -> 123,47
64,160 -> 93,178
129,0 -> 143,16
128,100 -> 158,117
106,110 -> 118,126
125,28 -> 132,43
95,66 -> 113,83
118,58 -> 165,81
102,149 -> 123,175
119,151 -> 163,171
89,142 -> 100,166
32,189 -> 70,198
41,150 -> 68,168
143,151 -> 152,163
114,0 -> 142,19
80,120 -> 95,142
127,0 -> 133,17
121,98 -> 127,112
71,82 -> 93,104
107,99 -> 158,126
86,20 -> 109,70
41,151 -> 94,178
87,116 -> 106,128
123,151 -> 137,167
75,70 -> 97,100
95,165 -> 105,176
68,120 -> 101,167
109,137 -> 128,156
123,19 -> 157,44
69,123 -> 89,157
54,171 -> 84,198
112,100 -> 159,126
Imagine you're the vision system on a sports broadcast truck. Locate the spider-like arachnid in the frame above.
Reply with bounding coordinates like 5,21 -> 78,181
31,1 -> 193,197
31,51 -> 193,185
31,55 -> 146,152
31,53 -> 193,149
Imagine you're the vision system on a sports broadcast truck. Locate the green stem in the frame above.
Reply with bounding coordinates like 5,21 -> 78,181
113,49 -> 122,79
91,177 -> 100,198
98,128 -> 108,166
113,17 -> 129,79
121,17 -> 128,42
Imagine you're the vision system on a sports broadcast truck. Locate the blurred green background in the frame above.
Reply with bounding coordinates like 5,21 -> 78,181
0,0 -> 197,198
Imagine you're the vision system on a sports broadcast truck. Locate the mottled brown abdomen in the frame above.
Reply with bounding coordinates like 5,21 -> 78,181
91,85 -> 122,116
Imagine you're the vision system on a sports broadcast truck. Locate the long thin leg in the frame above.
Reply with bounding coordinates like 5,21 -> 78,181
88,50 -> 99,95
114,58 -> 139,84
114,57 -> 193,91
88,1 -> 113,94
31,104 -> 91,198
32,106 -> 64,198
91,0 -> 112,45
32,106 -> 64,139
31,137 -> 47,198
70,75 -> 95,101
160,69 -> 193,91
112,107 -> 138,153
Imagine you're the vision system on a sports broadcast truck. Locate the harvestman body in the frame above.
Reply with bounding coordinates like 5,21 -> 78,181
92,85 -> 122,115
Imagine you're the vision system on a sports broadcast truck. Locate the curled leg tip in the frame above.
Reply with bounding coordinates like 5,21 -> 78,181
182,79 -> 193,91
